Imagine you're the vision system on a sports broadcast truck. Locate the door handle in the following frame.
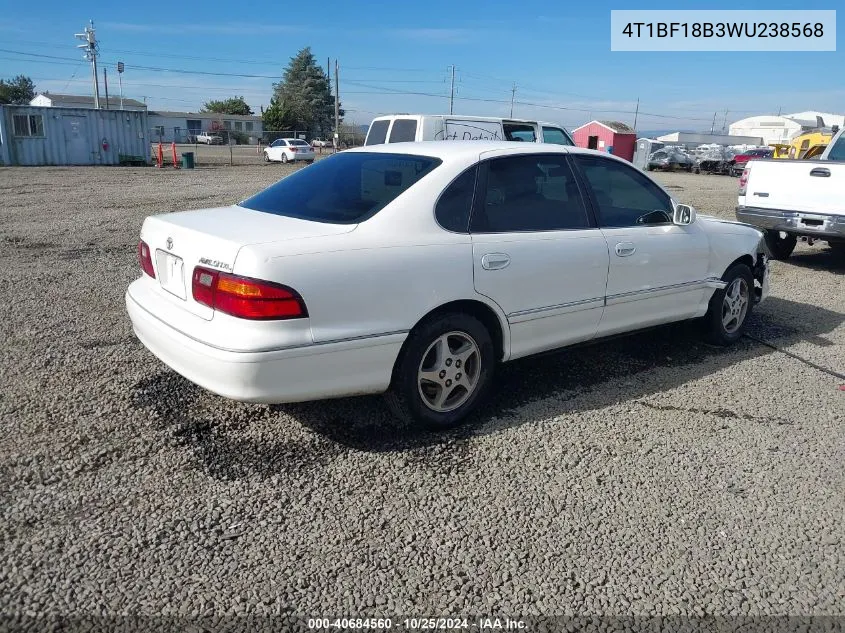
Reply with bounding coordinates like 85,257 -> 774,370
481,253 -> 511,270
615,242 -> 636,257
809,167 -> 830,177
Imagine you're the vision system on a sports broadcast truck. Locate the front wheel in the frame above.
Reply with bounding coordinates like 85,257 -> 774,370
764,230 -> 797,260
263,151 -> 270,162
702,263 -> 754,346
384,313 -> 495,431
281,153 -> 289,164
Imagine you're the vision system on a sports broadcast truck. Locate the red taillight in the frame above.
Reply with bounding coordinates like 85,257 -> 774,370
191,266 -> 307,320
738,165 -> 750,195
138,240 -> 156,278
290,147 -> 297,152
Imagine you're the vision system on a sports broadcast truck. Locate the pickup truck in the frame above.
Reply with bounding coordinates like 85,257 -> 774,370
736,127 -> 845,259
195,133 -> 224,145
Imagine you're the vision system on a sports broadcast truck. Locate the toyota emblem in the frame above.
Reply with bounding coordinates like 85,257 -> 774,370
166,237 -> 173,250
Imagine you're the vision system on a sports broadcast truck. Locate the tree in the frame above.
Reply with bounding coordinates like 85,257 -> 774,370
201,96 -> 253,115
261,97 -> 297,141
271,47 -> 343,138
0,75 -> 35,105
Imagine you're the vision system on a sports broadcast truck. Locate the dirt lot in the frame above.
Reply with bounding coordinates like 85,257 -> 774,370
0,163 -> 843,626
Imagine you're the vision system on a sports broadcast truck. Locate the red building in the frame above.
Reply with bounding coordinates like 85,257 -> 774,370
571,120 -> 636,162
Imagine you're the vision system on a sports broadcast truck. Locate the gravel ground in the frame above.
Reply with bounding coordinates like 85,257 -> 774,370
0,164 -> 843,627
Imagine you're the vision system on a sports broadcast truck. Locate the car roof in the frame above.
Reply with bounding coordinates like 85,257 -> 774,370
345,140 -> 623,162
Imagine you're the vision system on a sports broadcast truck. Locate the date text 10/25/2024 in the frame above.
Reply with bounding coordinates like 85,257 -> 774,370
307,617 -> 527,630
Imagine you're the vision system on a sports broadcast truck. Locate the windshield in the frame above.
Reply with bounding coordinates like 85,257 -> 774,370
239,152 -> 442,224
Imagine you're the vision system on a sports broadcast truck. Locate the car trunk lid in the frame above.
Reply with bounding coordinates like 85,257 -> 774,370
140,205 -> 355,320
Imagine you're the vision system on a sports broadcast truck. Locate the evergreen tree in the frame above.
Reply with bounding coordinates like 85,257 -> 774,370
272,47 -> 343,138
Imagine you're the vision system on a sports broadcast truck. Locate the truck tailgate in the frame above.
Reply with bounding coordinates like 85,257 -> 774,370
743,160 -> 845,216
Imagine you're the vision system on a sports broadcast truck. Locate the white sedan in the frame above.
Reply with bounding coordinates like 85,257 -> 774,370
126,141 -> 770,429
263,138 -> 315,164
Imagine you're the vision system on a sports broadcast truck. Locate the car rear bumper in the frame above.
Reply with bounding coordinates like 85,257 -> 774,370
126,290 -> 405,404
736,206 -> 845,240
290,152 -> 316,161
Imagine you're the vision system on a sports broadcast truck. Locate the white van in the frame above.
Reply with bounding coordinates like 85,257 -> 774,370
363,114 -> 575,147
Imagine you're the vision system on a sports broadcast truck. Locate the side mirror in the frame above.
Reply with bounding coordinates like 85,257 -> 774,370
673,204 -> 696,225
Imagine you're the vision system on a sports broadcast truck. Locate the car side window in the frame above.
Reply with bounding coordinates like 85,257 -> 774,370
503,123 -> 537,143
435,166 -> 477,233
471,155 -> 591,233
575,156 -> 673,228
388,119 -> 417,143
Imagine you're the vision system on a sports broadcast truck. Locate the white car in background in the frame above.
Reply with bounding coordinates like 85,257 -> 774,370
311,139 -> 330,148
264,138 -> 315,164
127,141 -> 769,430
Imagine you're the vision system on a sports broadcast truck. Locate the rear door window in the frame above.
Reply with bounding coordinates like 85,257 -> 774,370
471,154 -> 591,232
365,120 -> 390,145
388,119 -> 418,143
435,166 -> 478,233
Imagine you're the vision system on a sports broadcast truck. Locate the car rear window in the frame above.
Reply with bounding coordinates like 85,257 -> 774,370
289,139 -> 309,146
388,119 -> 417,143
239,152 -> 442,224
365,120 -> 390,145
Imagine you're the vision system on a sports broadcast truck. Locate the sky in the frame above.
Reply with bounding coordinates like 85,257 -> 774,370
1,0 -> 842,132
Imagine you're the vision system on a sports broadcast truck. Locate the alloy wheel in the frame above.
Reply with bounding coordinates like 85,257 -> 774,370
417,331 -> 481,413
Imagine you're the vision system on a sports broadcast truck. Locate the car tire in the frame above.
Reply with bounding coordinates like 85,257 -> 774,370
263,151 -> 270,163
384,312 -> 495,431
281,154 -> 289,164
702,263 -> 755,346
764,230 -> 797,260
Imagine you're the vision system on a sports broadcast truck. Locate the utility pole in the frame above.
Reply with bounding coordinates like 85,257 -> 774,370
449,65 -> 456,115
334,59 -> 340,153
633,97 -> 639,131
103,67 -> 109,109
722,109 -> 729,133
117,61 -> 125,110
75,20 -> 100,109
510,83 -> 517,118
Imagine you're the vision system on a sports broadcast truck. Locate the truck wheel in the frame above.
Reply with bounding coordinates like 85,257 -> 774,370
384,312 -> 495,431
764,230 -> 797,260
702,263 -> 754,346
